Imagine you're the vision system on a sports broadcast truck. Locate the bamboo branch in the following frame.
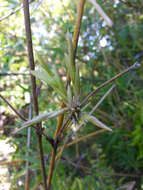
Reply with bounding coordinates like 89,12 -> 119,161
66,125 -> 122,147
80,63 -> 140,107
88,0 -> 113,27
47,148 -> 57,190
0,160 -> 23,165
56,85 -> 115,160
23,0 -> 47,189
0,94 -> 27,121
89,84 -> 116,115
47,1 -> 86,189
0,72 -> 30,76
56,113 -> 73,143
73,0 -> 86,60
54,102 -> 66,138
0,0 -> 33,22
79,84 -> 116,128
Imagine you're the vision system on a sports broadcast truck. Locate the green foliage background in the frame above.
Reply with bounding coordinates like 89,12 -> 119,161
0,0 -> 143,189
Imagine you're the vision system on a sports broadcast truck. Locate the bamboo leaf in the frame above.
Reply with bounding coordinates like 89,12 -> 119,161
36,53 -> 53,77
31,67 -> 58,87
55,87 -> 67,101
52,67 -> 66,96
67,85 -> 72,105
73,64 -> 80,100
85,114 -> 112,131
66,35 -> 76,84
12,107 -> 71,134
67,34 -> 74,66
31,67 -> 52,84
31,67 -> 67,100
75,64 -> 80,94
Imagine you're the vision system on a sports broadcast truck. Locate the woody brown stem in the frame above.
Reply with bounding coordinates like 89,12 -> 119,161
23,0 -> 47,189
80,63 -> 139,107
47,148 -> 57,189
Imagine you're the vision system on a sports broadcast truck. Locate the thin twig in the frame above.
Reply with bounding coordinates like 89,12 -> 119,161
0,5 -> 23,22
25,95 -> 32,190
56,129 -> 71,161
79,84 -> 116,128
54,102 -> 66,138
88,0 -> 113,27
118,0 -> 142,11
0,72 -> 30,76
66,125 -> 122,147
0,0 -> 33,22
23,0 -> 47,189
0,94 -> 27,121
80,63 -> 140,107
66,129 -> 105,147
56,113 -> 73,143
90,171 -> 141,178
0,160 -> 23,165
89,84 -> 116,115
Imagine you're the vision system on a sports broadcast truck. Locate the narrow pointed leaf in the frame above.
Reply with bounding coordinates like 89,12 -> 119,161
75,64 -> 80,94
31,67 -> 58,87
36,53 -> 53,77
12,107 -> 70,134
66,35 -> 76,84
86,115 -> 112,131
73,64 -> 80,100
67,34 -> 74,66
31,68 -> 67,101
52,67 -> 66,96
67,85 -> 72,105
22,107 -> 70,127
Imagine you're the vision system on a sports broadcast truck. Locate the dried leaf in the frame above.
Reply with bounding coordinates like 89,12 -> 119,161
12,107 -> 71,134
85,114 -> 112,131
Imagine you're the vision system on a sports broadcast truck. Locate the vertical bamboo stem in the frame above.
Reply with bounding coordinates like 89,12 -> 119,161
47,0 -> 86,189
23,1 -> 47,189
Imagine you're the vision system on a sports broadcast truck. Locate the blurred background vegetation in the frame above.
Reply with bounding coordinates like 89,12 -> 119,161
0,0 -> 143,189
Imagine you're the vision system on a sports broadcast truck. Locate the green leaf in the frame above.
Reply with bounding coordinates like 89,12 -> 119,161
36,53 -> 53,77
66,35 -> 76,84
67,85 -> 72,105
31,67 -> 54,85
15,169 -> 26,179
75,64 -> 80,94
52,67 -> 66,96
31,66 -> 67,100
